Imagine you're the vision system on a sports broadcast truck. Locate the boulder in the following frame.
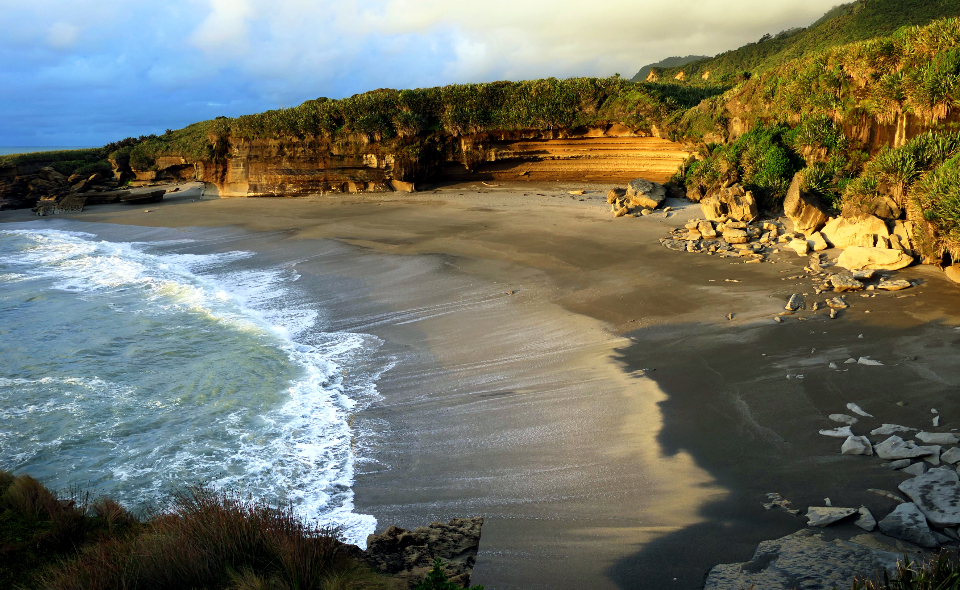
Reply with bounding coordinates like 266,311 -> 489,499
837,247 -> 914,271
855,507 -> 877,532
723,228 -> 749,244
878,503 -> 939,548
785,294 -> 804,311
784,174 -> 830,235
898,468 -> 960,527
37,166 -> 67,184
700,184 -> 758,222
789,239 -> 810,256
843,196 -> 902,221
826,297 -> 849,309
807,506 -> 858,527
916,432 -> 960,445
362,517 -> 484,588
703,529 -> 900,590
809,232 -> 829,252
874,436 -> 938,460
626,178 -> 666,209
821,215 -> 890,249
830,274 -> 864,292
842,435 -> 873,456
698,221 -> 718,239
389,179 -> 416,193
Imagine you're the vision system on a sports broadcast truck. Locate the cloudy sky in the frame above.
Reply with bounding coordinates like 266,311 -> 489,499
0,0 -> 841,146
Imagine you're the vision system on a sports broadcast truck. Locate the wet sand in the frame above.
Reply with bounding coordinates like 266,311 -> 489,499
5,182 -> 960,589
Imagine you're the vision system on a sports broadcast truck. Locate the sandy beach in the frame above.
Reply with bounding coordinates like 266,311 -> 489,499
5,182 -> 960,589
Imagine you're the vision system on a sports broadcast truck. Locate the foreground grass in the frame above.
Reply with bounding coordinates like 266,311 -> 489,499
0,470 -> 390,590
853,551 -> 960,589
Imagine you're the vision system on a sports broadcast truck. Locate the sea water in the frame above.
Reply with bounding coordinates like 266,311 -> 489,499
0,228 -> 381,544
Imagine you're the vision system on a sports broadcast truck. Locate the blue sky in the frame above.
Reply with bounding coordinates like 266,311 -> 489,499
0,0 -> 840,146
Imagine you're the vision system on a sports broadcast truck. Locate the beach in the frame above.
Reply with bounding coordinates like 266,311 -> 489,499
4,182 -> 960,589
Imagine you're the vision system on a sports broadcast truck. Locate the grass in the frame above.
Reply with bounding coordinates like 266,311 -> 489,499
0,470 -> 400,590
853,550 -> 960,589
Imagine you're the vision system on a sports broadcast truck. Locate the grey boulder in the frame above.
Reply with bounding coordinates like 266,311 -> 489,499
878,502 -> 939,548
898,467 -> 960,527
807,506 -> 858,527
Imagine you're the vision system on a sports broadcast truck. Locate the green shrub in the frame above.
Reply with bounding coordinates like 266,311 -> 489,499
853,550 -> 960,589
412,558 -> 483,590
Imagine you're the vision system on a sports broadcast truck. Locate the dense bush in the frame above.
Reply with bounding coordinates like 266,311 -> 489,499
0,471 -> 386,590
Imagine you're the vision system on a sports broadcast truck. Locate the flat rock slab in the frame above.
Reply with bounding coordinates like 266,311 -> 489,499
875,436 -> 937,460
898,467 -> 960,527
703,529 -> 900,590
916,432 -> 960,445
878,502 -> 939,548
807,506 -> 858,526
871,424 -> 917,436
831,274 -> 865,292
826,297 -> 850,309
878,279 -> 912,291
837,246 -> 914,271
940,447 -> 960,464
829,413 -> 858,425
820,426 -> 854,438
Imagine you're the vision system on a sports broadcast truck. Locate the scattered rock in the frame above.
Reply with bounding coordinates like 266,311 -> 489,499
829,308 -> 839,319
786,294 -> 804,311
789,239 -> 810,256
722,228 -> 749,244
940,447 -> 960,464
826,297 -> 850,310
842,435 -> 874,456
820,426 -> 854,438
847,403 -> 874,418
878,279 -> 912,291
703,530 -> 900,590
871,424 -> 917,436
807,506 -> 858,527
903,462 -> 929,477
878,502 -> 939,548
868,489 -> 907,503
829,414 -> 859,426
626,178 -> 666,210
875,436 -> 938,460
853,269 -> 876,281
783,174 -> 831,235
809,232 -> 829,252
916,432 -> 960,445
857,357 -> 883,366
831,274 -> 865,292
898,468 -> 960,527
855,507 -> 877,532
884,459 -> 912,470
837,247 -> 914,271
606,188 -> 626,204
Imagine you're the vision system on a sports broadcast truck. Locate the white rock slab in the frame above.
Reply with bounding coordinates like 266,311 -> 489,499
878,502 -> 938,548
842,435 -> 873,455
847,403 -> 874,417
917,432 -> 960,445
871,424 -> 917,436
820,426 -> 854,438
806,506 -> 858,527
922,446 -> 942,465
858,357 -> 883,366
903,462 -> 928,477
829,414 -> 859,425
898,467 -> 960,527
874,436 -> 938,460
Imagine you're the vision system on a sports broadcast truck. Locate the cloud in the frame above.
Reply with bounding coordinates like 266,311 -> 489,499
0,0 -> 844,145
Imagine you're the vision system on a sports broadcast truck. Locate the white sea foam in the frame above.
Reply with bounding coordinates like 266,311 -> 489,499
0,229 -> 383,545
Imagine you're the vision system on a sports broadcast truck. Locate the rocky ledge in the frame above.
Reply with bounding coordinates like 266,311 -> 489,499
349,517 -> 484,589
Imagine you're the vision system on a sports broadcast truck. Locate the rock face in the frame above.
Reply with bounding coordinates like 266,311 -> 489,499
625,178 -> 666,209
837,247 -> 914,271
898,468 -> 960,527
703,529 -> 899,590
700,184 -> 758,222
361,517 -> 484,588
821,215 -> 890,249
784,174 -> 830,235
878,502 -> 938,548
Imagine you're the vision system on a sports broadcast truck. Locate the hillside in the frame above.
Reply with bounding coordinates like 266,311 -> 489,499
649,0 -> 960,83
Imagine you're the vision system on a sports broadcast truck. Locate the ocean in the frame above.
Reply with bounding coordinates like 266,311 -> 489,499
0,226 -> 385,545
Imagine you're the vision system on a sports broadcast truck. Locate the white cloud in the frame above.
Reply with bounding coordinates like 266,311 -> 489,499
46,22 -> 79,49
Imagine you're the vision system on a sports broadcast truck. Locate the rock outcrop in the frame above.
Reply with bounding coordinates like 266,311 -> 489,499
784,174 -> 830,235
360,517 -> 484,589
700,184 -> 758,222
625,178 -> 666,209
704,529 -> 900,590
898,468 -> 960,528
878,503 -> 938,548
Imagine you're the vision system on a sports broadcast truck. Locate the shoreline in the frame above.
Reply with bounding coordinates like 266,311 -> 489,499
4,184 -> 960,588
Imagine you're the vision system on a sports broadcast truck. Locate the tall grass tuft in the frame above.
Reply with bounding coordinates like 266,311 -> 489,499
852,551 -> 960,589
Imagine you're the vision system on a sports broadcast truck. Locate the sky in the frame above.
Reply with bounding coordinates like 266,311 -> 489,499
0,0 -> 843,146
